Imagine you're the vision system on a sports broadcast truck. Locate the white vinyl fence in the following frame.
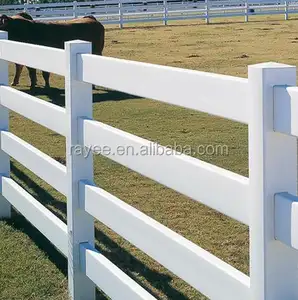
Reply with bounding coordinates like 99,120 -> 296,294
0,29 -> 298,299
1,0 -> 298,27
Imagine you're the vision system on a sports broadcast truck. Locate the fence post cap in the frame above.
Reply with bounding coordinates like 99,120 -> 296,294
248,62 -> 295,69
65,39 -> 91,45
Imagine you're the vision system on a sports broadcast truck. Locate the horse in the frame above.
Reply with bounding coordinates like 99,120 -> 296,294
9,13 -> 35,87
0,13 -> 105,90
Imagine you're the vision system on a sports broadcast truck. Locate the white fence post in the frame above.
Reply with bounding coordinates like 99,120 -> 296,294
245,0 -> 249,22
163,0 -> 168,25
119,0 -> 123,29
73,1 -> 78,18
0,31 -> 10,219
248,62 -> 298,299
205,0 -> 209,24
284,0 -> 288,20
65,40 -> 95,300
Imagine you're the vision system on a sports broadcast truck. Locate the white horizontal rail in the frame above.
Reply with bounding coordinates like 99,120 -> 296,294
80,119 -> 249,224
0,4 -> 24,9
274,192 -> 298,250
29,12 -> 72,17
210,5 -> 245,10
165,15 -> 206,21
77,0 -> 121,5
79,181 -> 250,300
210,12 -> 250,17
251,4 -> 286,9
0,131 -> 67,196
274,86 -> 298,137
25,9 -> 294,24
80,242 -> 157,299
35,16 -> 79,21
166,7 -> 205,12
27,2 -> 75,8
1,176 -> 67,256
77,54 -> 249,124
0,40 -> 65,76
122,11 -> 165,16
0,0 -> 296,25
120,5 -> 164,10
30,10 -> 75,17
0,86 -> 67,136
0,0 -> 251,11
185,10 -> 209,14
76,7 -> 119,14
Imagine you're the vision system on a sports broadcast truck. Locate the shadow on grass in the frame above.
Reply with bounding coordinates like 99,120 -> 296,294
10,163 -> 67,222
19,86 -> 143,107
5,212 -> 68,276
9,162 -> 190,300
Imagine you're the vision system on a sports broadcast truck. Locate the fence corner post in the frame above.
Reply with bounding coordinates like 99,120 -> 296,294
0,31 -> 10,219
248,62 -> 298,299
65,40 -> 95,300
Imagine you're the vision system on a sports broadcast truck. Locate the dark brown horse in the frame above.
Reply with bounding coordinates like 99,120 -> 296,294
0,12 -> 105,90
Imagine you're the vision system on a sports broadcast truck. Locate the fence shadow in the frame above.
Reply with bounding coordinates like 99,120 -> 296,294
9,162 -> 190,300
19,86 -> 143,107
10,163 -> 67,222
5,211 -> 68,277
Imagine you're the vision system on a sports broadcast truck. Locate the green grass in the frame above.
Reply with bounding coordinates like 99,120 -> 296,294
1,14 -> 298,299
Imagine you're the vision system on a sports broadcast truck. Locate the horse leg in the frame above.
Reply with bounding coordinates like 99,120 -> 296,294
11,64 -> 24,86
42,71 -> 50,89
27,67 -> 37,91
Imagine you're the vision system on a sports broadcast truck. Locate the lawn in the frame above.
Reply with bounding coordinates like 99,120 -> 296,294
1,13 -> 298,300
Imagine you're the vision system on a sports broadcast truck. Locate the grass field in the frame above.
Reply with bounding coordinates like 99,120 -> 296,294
1,14 -> 298,300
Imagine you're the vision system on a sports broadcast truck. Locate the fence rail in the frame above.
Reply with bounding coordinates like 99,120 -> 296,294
81,118 -> 250,224
0,86 -> 67,136
0,0 -> 298,27
1,176 -> 68,256
0,28 -> 298,299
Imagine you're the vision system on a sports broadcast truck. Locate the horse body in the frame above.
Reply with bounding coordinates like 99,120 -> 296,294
0,13 -> 105,89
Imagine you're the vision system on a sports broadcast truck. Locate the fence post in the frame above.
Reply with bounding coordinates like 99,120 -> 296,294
73,1 -> 78,18
205,0 -> 209,24
163,0 -> 168,25
65,40 -> 95,300
0,31 -> 10,219
284,0 -> 288,20
248,62 -> 298,299
119,0 -> 123,29
245,0 -> 249,22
